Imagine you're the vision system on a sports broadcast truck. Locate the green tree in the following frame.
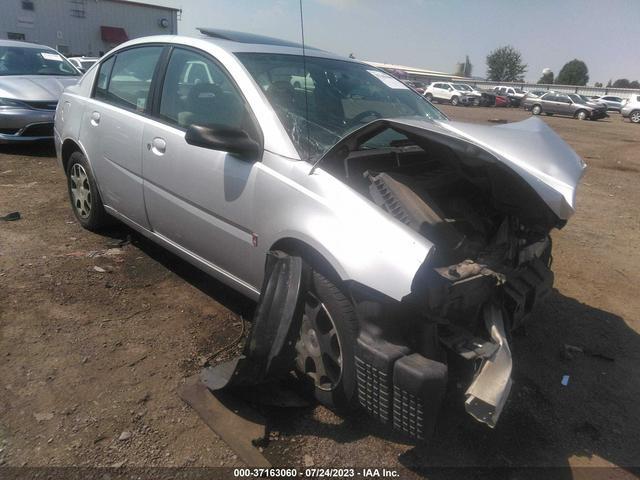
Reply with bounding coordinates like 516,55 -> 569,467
538,70 -> 554,84
486,46 -> 527,82
606,79 -> 612,87
594,82 -> 603,88
556,59 -> 589,85
631,80 -> 640,89
612,78 -> 631,88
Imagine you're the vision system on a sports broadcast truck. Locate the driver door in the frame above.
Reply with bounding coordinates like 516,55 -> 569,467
140,47 -> 261,290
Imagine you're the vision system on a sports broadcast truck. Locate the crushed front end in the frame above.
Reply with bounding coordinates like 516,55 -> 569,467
320,117 -> 584,439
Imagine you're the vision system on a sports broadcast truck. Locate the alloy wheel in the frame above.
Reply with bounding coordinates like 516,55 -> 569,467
295,292 -> 343,391
69,163 -> 92,219
631,111 -> 640,123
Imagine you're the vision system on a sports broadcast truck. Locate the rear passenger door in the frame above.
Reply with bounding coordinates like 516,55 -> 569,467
82,45 -> 164,229
555,95 -> 573,115
140,47 -> 261,290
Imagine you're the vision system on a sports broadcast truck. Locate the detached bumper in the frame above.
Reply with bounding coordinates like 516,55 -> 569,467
0,108 -> 55,143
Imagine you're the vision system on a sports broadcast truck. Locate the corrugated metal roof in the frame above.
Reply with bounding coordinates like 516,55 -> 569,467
364,60 -> 467,80
115,0 -> 181,11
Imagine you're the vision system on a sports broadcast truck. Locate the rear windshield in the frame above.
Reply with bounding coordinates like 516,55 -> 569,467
0,45 -> 79,76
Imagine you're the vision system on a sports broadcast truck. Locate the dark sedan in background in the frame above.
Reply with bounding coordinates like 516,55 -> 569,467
0,39 -> 80,143
523,92 -> 608,120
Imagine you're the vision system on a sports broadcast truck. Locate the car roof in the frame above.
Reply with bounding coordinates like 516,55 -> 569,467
0,39 -> 56,50
111,29 -> 353,63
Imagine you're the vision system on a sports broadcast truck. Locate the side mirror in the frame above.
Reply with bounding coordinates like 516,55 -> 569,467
185,124 -> 261,161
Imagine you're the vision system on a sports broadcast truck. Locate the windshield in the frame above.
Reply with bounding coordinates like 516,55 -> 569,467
0,46 -> 79,76
454,84 -> 472,91
236,53 -> 446,160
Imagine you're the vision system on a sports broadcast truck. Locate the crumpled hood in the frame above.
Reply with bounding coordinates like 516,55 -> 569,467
0,75 -> 79,102
439,117 -> 586,219
317,116 -> 586,220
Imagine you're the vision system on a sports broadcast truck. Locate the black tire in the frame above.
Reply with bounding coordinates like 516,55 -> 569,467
532,104 -> 542,115
66,151 -> 110,231
575,110 -> 588,121
295,270 -> 359,411
425,93 -> 433,102
630,110 -> 640,124
451,95 -> 459,106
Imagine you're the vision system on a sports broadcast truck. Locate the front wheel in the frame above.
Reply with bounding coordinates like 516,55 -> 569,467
575,110 -> 588,120
66,151 -> 110,231
425,93 -> 433,102
294,271 -> 358,410
532,104 -> 542,115
630,110 -> 640,124
451,96 -> 459,106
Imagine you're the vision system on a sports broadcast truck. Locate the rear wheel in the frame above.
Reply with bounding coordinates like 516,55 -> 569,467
532,104 -> 542,115
295,271 -> 358,410
630,110 -> 640,124
66,151 -> 110,231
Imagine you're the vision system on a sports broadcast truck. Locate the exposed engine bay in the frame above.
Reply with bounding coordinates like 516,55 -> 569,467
323,131 -> 556,434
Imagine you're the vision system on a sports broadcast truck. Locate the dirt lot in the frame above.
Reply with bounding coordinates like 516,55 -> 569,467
1,106 -> 639,478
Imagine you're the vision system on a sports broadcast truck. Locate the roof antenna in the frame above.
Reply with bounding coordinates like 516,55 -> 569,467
299,0 -> 312,165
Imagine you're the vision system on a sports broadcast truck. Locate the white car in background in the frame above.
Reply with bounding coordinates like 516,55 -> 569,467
68,56 -> 98,73
453,83 -> 482,105
621,94 -> 640,123
424,82 -> 475,106
592,95 -> 624,112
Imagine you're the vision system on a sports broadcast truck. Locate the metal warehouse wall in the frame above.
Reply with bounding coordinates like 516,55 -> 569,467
0,0 -> 178,56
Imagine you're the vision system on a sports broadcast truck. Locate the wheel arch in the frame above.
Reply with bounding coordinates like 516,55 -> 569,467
61,138 -> 90,174
268,236 -> 346,286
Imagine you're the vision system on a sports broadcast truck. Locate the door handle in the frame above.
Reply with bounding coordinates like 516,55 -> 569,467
90,111 -> 100,126
149,137 -> 166,155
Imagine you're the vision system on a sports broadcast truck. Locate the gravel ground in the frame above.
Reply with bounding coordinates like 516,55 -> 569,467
1,106 -> 639,478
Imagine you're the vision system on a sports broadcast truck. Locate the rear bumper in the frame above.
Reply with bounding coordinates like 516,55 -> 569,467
0,108 -> 55,143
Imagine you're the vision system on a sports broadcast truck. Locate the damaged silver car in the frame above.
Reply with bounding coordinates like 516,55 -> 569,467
54,30 -> 585,440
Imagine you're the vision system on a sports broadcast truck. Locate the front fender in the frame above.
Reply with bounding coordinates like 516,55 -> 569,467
256,154 -> 433,302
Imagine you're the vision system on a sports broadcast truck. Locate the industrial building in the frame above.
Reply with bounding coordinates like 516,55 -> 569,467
0,0 -> 179,57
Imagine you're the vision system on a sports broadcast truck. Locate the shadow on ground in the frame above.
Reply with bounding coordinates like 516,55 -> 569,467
0,141 -> 56,158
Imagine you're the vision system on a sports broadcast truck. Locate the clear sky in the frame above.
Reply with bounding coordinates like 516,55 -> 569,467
169,0 -> 640,84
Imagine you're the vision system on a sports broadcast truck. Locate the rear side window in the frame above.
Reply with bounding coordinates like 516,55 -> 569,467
94,56 -> 115,97
158,48 -> 246,129
94,46 -> 163,112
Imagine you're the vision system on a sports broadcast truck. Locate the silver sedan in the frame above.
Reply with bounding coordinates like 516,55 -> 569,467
0,40 -> 80,143
54,31 -> 585,438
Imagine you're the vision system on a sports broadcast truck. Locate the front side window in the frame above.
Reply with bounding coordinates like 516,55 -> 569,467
0,45 -> 79,76
95,46 -> 163,112
159,48 -> 246,130
237,53 -> 446,160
